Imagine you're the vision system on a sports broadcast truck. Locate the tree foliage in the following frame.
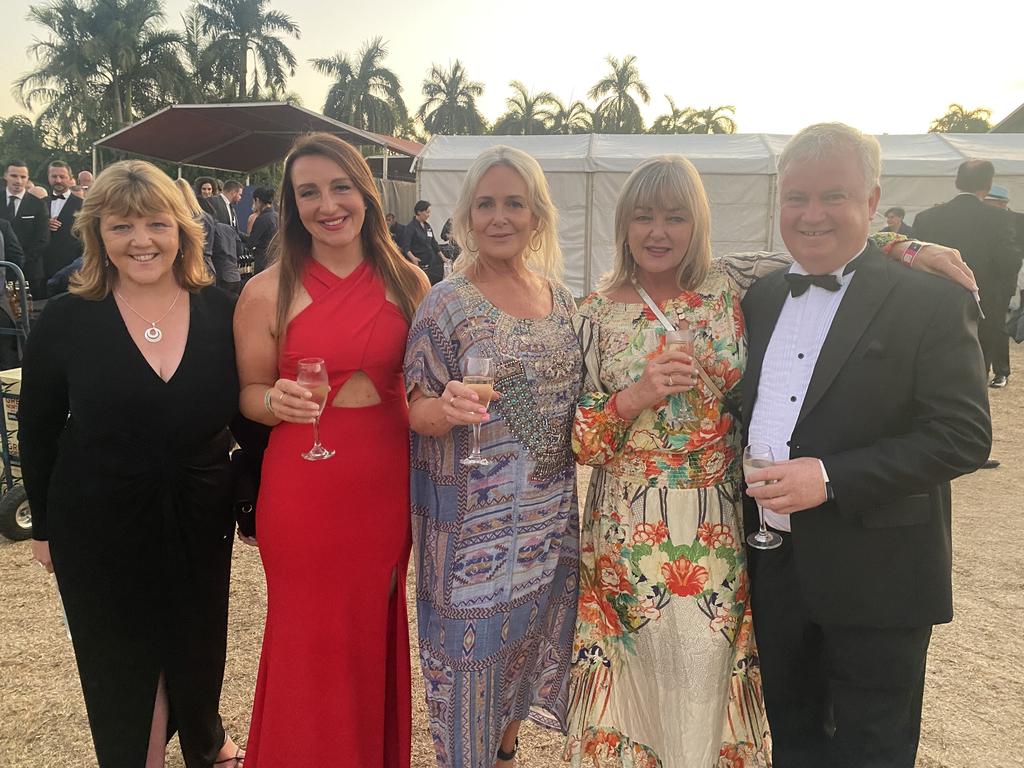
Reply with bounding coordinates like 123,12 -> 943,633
311,37 -> 407,135
928,104 -> 992,133
417,60 -> 487,136
588,55 -> 650,133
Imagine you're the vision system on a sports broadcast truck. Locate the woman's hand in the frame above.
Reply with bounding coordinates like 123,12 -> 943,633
237,532 -> 258,547
439,380 -> 501,427
32,540 -> 53,573
616,350 -> 698,421
265,379 -> 321,424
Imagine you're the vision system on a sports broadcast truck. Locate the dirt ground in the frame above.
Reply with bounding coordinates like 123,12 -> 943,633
1,345 -> 1021,767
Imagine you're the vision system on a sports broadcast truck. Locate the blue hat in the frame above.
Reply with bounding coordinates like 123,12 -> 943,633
986,184 -> 1010,202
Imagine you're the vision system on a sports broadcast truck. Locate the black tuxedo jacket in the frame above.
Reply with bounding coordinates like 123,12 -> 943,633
1,193 -> 49,276
741,243 -> 991,628
206,195 -> 233,227
913,194 -> 1021,300
41,193 -> 83,280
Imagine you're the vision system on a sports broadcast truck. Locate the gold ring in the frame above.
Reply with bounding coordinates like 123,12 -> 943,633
667,375 -> 674,387
279,392 -> 285,401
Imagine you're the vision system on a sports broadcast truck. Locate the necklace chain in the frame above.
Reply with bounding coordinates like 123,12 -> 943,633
115,289 -> 183,343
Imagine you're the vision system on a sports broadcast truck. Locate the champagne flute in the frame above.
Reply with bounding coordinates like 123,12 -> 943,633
666,327 -> 694,356
743,443 -> 782,550
296,357 -> 334,461
460,356 -> 494,467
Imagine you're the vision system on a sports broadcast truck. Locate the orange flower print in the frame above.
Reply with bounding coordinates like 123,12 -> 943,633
661,558 -> 709,597
633,521 -> 669,546
579,587 -> 623,637
597,555 -> 633,595
718,744 -> 745,768
683,291 -> 704,309
698,522 -> 735,549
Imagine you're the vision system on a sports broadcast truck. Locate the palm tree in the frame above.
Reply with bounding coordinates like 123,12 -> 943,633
417,60 -> 486,136
547,98 -> 592,135
650,97 -> 696,134
178,3 -> 228,102
196,0 -> 299,101
17,0 -> 186,146
686,105 -> 737,134
588,54 -> 650,133
311,37 -> 407,134
491,81 -> 556,135
929,104 -> 992,133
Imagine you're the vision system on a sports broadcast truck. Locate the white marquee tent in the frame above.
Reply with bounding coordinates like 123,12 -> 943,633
415,133 -> 1024,296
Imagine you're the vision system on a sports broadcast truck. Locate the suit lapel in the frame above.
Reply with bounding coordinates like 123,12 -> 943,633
742,269 -> 790,424
795,244 -> 895,427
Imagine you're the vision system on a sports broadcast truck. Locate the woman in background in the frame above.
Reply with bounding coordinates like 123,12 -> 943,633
21,160 -> 244,767
234,133 -> 427,767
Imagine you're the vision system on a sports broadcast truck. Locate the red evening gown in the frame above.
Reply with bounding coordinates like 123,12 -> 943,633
246,259 -> 412,767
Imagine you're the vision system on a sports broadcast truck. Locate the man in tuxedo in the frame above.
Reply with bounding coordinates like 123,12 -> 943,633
913,160 -> 1020,389
39,160 -> 83,298
208,179 -> 242,229
741,123 -> 992,768
2,160 -> 49,295
400,200 -> 444,284
980,184 -> 1024,387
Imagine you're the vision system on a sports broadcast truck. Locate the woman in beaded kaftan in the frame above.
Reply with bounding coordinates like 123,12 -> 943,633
405,146 -> 580,767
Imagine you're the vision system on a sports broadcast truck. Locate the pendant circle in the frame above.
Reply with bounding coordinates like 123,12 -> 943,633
144,326 -> 162,343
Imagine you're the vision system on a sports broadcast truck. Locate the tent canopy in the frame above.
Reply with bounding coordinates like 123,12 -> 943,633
94,102 -> 422,173
416,133 -> 1024,295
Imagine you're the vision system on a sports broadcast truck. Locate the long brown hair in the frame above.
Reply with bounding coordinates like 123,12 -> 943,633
71,160 -> 210,299
273,133 -> 426,338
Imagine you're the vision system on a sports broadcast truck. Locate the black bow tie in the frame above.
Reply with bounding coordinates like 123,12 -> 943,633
785,254 -> 863,297
54,193 -> 66,199
784,272 -> 840,297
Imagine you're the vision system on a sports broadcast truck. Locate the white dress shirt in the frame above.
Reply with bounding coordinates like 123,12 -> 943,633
747,243 -> 867,531
50,192 -> 68,218
220,193 -> 236,227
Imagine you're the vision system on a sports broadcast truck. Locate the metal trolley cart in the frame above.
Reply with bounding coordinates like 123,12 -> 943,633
0,261 -> 33,540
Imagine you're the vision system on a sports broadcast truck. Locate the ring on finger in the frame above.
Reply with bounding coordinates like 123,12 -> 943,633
667,375 -> 674,387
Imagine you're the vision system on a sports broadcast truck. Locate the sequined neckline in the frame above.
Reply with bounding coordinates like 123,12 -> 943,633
451,275 -> 560,323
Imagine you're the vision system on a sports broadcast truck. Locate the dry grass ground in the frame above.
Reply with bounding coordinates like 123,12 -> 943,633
1,345 -> 1021,767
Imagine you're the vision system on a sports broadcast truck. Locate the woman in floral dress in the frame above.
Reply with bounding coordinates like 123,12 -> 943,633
565,156 -> 776,768
405,146 -> 580,767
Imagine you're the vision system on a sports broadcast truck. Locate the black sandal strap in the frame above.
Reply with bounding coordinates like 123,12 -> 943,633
496,736 -> 518,761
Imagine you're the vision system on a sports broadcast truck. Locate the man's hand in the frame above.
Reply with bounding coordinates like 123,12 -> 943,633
907,243 -> 977,292
746,457 -> 827,515
48,217 -> 62,232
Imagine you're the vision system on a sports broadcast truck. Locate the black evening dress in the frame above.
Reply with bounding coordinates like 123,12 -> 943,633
19,287 -> 239,768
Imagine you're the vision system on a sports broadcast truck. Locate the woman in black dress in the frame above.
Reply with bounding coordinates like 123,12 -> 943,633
19,160 -> 244,767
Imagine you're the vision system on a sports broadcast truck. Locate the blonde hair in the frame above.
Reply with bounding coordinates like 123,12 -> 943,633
778,122 -> 881,193
451,145 -> 563,281
599,155 -> 712,294
274,133 -> 427,337
71,160 -> 210,299
173,177 -> 203,217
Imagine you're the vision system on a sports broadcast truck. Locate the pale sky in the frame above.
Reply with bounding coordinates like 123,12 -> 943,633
2,0 -> 1023,135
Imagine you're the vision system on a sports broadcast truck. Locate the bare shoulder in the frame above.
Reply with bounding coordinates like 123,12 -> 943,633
235,268 -> 278,332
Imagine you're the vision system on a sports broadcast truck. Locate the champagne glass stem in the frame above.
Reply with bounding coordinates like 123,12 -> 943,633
757,502 -> 768,536
471,422 -> 482,458
312,415 -> 322,450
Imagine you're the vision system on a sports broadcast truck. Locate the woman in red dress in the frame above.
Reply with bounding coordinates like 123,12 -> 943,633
234,133 -> 428,766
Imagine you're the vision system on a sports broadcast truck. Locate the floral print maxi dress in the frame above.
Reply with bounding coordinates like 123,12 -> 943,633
565,260 -> 771,768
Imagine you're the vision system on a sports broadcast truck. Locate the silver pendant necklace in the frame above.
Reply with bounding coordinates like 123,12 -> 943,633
115,289 -> 183,343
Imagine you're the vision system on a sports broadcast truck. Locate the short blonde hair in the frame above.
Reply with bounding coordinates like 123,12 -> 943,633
451,145 -> 563,281
778,122 -> 881,193
71,160 -> 210,299
600,155 -> 712,293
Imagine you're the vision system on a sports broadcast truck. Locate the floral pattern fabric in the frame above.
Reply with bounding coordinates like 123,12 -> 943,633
565,261 -> 771,768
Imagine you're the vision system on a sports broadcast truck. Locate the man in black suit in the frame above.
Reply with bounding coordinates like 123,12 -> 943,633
40,160 -> 83,298
981,184 -> 1024,387
741,123 -> 991,768
2,160 -> 50,297
913,160 -> 1020,389
209,179 -> 243,230
400,200 -> 444,285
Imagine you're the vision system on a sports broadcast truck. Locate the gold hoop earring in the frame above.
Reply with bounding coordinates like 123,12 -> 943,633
465,232 -> 479,255
529,229 -> 543,254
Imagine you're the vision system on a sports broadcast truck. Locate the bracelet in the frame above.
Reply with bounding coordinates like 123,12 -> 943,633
902,240 -> 925,266
877,233 -> 908,256
263,387 -> 276,417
